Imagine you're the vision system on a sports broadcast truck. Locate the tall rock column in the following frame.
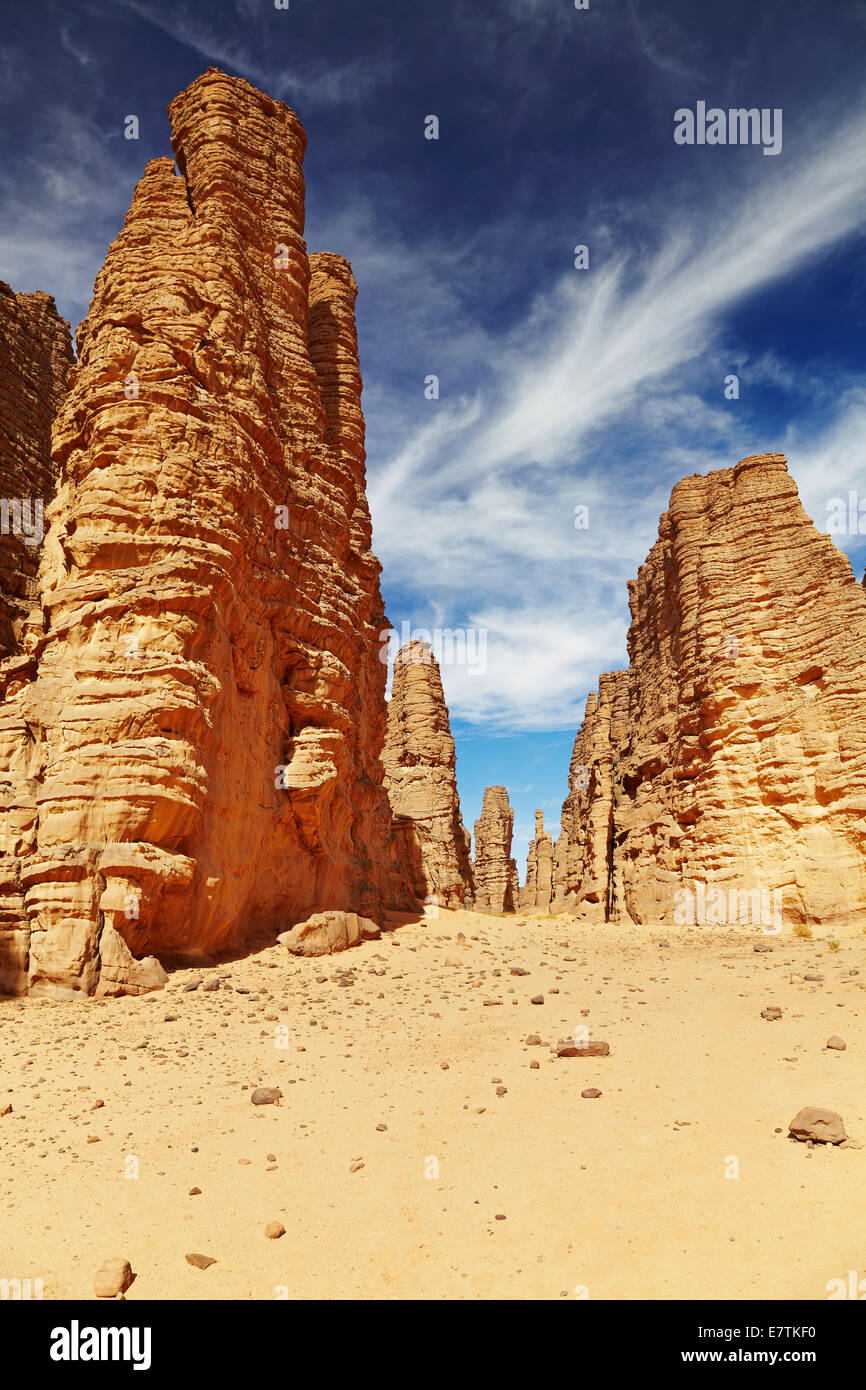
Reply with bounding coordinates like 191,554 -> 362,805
559,672 -> 630,920
521,810 -> 553,911
0,282 -> 73,994
382,641 -> 474,908
473,786 -> 518,913
0,69 -> 417,997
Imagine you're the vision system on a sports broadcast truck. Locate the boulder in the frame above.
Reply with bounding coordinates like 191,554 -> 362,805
788,1106 -> 846,1144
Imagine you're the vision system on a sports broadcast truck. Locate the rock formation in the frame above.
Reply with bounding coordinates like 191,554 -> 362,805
0,281 -> 73,655
0,282 -> 73,993
473,785 -> 518,912
0,69 -> 420,998
558,672 -> 630,920
520,810 -> 553,911
559,453 -> 866,928
383,641 -> 474,908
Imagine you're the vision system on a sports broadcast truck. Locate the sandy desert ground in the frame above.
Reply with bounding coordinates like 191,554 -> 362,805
1,910 -> 862,1301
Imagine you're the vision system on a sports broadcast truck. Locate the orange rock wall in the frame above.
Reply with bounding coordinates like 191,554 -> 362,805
560,454 -> 866,927
0,70 -> 419,997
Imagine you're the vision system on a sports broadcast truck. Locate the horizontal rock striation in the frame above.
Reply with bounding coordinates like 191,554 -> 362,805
383,641 -> 474,908
520,810 -> 553,912
0,281 -> 73,656
473,785 -> 518,913
0,282 -> 73,993
0,69 -> 420,997
559,453 -> 866,927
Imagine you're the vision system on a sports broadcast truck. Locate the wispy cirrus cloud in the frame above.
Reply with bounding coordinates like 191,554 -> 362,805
113,0 -> 392,109
338,101 -> 866,731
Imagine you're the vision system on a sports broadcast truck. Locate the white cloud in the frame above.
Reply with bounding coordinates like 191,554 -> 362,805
114,0 -> 391,109
358,103 -> 866,731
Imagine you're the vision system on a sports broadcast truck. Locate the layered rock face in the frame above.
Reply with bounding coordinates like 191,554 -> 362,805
558,673 -> 630,920
559,453 -> 866,927
382,641 -> 474,908
473,786 -> 518,912
0,282 -> 73,655
0,282 -> 73,993
0,69 -> 419,998
520,810 -> 553,911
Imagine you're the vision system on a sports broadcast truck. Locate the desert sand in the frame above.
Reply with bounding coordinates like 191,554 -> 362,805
2,909 -> 861,1301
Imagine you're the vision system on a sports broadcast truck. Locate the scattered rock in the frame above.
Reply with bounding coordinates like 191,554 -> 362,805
556,1039 -> 610,1057
761,1007 -> 782,1020
788,1106 -> 846,1144
530,994 -> 544,1006
826,1035 -> 847,1050
185,1253 -> 217,1270
265,1222 -> 286,1239
278,912 -> 381,958
581,1088 -> 602,1099
251,1087 -> 282,1106
93,1258 -> 134,1299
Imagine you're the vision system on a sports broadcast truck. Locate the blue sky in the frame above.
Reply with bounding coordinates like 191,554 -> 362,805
2,0 -> 866,867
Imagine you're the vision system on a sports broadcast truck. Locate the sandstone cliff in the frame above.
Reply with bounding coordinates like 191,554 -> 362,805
0,69 -> 420,997
520,810 -> 553,911
473,785 -> 518,912
0,282 -> 73,993
383,641 -> 474,908
0,281 -> 73,656
559,453 -> 866,928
